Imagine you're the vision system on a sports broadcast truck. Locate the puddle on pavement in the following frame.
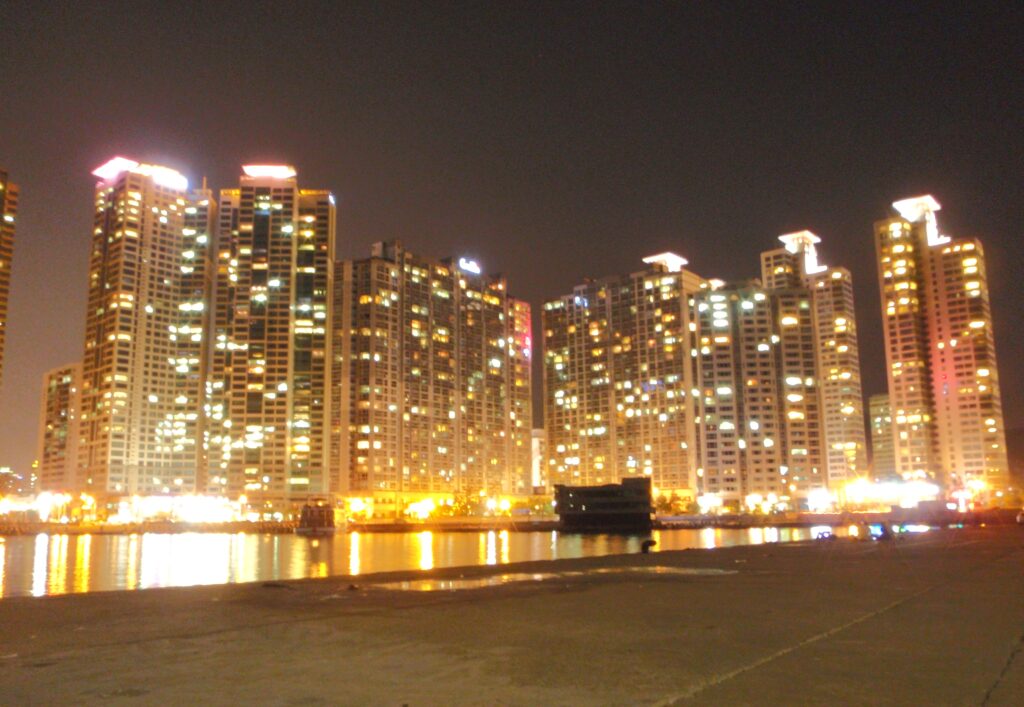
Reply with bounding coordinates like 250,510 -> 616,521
587,566 -> 737,576
372,566 -> 736,591
374,573 -> 556,591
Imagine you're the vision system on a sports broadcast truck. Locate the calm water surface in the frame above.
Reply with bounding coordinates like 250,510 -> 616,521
0,526 -> 828,598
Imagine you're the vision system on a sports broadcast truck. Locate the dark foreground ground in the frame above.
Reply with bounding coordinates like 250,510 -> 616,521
1,526 -> 1022,706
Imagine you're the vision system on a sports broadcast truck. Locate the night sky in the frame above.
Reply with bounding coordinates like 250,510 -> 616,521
1,2 -> 1022,474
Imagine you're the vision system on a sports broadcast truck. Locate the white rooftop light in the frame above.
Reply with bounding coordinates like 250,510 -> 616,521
892,195 -> 949,246
642,252 -> 688,272
92,156 -> 140,181
892,195 -> 941,222
778,230 -> 821,251
92,156 -> 188,191
778,230 -> 827,275
242,165 -> 298,179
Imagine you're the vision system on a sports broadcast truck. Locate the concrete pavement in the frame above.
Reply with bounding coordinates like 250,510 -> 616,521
1,526 -> 1022,705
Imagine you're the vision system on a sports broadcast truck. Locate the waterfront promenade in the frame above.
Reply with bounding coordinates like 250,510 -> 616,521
1,526 -> 1022,705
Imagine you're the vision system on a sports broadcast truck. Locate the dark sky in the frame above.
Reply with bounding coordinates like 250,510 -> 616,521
1,1 -> 1022,474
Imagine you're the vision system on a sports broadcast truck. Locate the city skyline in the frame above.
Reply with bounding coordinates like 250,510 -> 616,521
2,4 -> 1023,476
0,154 -> 1019,497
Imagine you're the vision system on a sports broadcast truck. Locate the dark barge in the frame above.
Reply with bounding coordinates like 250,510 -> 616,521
554,477 -> 654,533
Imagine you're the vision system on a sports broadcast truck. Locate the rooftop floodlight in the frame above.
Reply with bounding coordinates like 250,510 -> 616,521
642,252 -> 688,272
893,195 -> 949,246
778,230 -> 827,274
242,165 -> 298,179
892,195 -> 941,223
92,157 -> 188,191
92,156 -> 141,181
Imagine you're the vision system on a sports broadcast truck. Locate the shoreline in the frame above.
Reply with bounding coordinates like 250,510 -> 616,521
0,506 -> 1017,536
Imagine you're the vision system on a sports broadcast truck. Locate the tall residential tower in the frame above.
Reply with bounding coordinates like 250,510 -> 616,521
875,196 -> 1009,490
206,166 -> 335,509
78,158 -> 207,497
760,232 -> 868,485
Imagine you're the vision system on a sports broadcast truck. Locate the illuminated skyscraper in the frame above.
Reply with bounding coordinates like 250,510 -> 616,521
78,158 -> 208,497
694,281 -> 823,506
869,393 -> 895,480
543,253 -> 704,497
332,242 -> 531,515
38,363 -> 83,491
760,232 -> 868,485
206,166 -> 335,508
0,168 -> 17,392
875,196 -> 1009,490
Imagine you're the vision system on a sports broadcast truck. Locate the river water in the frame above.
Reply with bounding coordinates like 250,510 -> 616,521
0,526 -> 833,598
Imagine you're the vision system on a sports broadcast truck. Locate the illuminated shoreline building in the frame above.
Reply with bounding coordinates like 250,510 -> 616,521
694,232 -> 865,508
38,363 -> 83,491
875,196 -> 1009,490
332,242 -> 531,515
78,158 -> 208,497
0,168 -> 17,391
206,166 -> 335,508
760,232 -> 867,485
543,253 -> 704,498
694,281 -> 823,505
869,393 -> 895,480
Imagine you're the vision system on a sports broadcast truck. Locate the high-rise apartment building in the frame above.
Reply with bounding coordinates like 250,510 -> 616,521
543,253 -> 704,496
206,166 -> 335,508
78,158 -> 206,497
760,232 -> 867,484
869,393 -> 896,480
0,169 -> 17,392
694,281 -> 824,505
332,242 -> 531,515
38,363 -> 83,491
875,196 -> 1009,490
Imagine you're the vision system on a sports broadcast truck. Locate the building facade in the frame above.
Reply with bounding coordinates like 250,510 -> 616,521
206,166 -> 336,509
332,242 -> 531,515
875,196 -> 1009,490
78,158 -> 205,497
530,428 -> 547,493
868,393 -> 895,480
694,281 -> 824,506
543,253 -> 704,497
0,169 -> 17,392
38,363 -> 83,491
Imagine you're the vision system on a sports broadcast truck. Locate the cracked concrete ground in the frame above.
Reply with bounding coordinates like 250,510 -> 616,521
1,526 -> 1022,706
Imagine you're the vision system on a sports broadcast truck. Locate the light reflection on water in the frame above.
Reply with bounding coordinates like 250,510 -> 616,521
0,525 -> 830,598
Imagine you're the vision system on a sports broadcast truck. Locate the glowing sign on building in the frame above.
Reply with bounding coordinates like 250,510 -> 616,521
458,257 -> 481,275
